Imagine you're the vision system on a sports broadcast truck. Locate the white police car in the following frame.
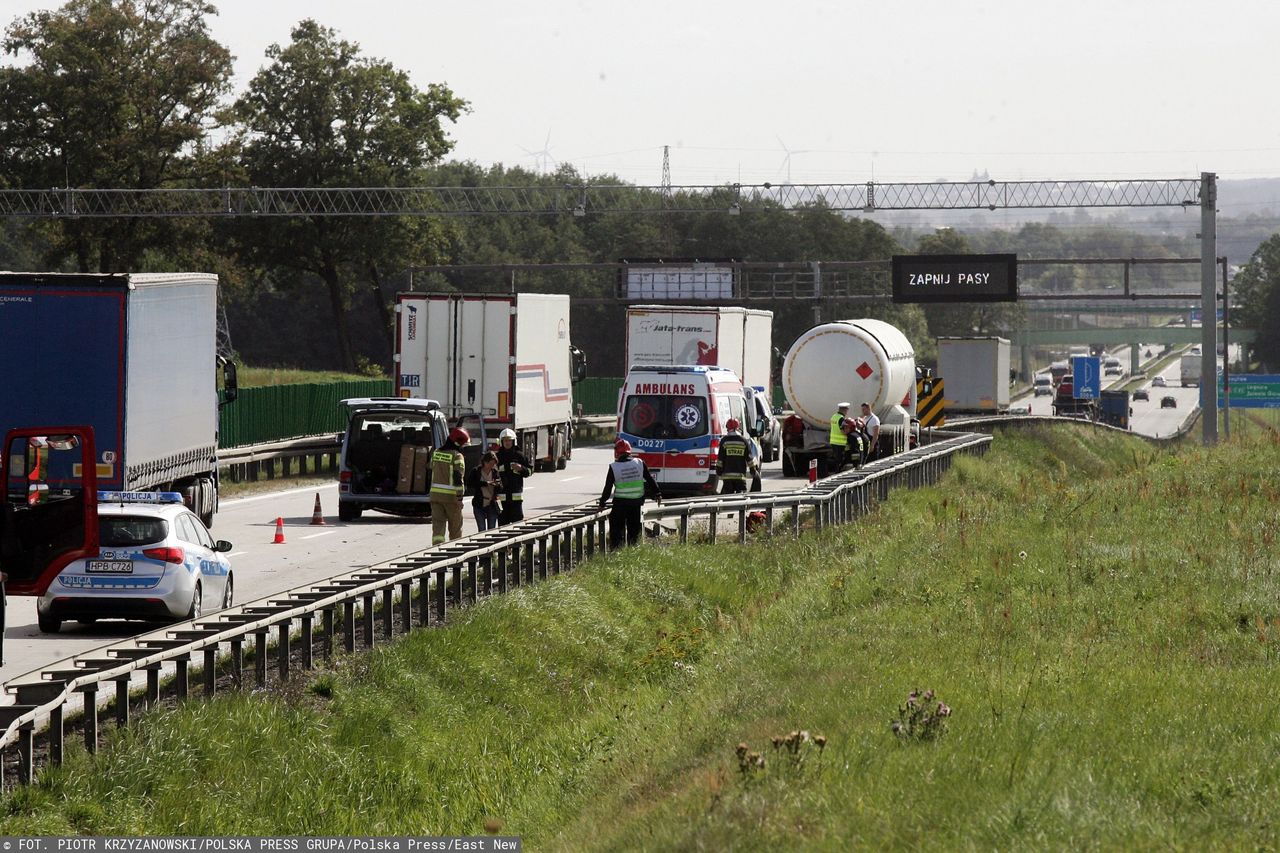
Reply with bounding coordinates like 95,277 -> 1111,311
36,492 -> 234,633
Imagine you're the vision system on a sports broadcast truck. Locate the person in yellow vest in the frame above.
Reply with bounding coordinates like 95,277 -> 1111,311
830,402 -> 851,469
599,438 -> 661,549
430,427 -> 469,545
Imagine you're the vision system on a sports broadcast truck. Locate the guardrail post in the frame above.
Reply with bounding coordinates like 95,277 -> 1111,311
468,558 -> 479,603
737,506 -> 747,543
49,704 -> 64,766
322,607 -> 335,658
81,685 -> 98,753
417,577 -> 431,625
585,521 -> 596,559
435,568 -> 447,622
278,622 -> 291,681
597,518 -> 607,553
204,647 -> 217,696
575,525 -> 584,564
708,509 -> 718,544
228,639 -> 243,688
146,664 -> 161,705
399,580 -> 412,633
175,654 -> 190,700
451,564 -> 463,605
362,593 -> 376,647
301,615 -> 315,668
382,587 -> 394,638
793,501 -> 801,536
255,630 -> 269,687
18,723 -> 33,785
765,506 -> 774,536
539,537 -> 549,580
483,555 -> 493,596
679,512 -> 689,544
115,676 -> 131,726
553,532 -> 564,574
343,601 -> 356,653
815,500 -> 824,534
498,548 -> 508,594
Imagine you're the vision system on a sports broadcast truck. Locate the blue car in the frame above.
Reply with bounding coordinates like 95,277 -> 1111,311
36,492 -> 234,633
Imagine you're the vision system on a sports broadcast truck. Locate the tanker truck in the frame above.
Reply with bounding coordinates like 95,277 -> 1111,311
780,319 -> 917,478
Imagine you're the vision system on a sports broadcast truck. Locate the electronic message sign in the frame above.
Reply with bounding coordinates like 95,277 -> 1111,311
891,253 -> 1018,304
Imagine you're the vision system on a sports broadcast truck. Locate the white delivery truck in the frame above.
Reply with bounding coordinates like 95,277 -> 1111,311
625,305 -> 777,458
394,292 -> 585,471
780,319 -> 917,477
1179,352 -> 1202,387
936,336 -> 1011,415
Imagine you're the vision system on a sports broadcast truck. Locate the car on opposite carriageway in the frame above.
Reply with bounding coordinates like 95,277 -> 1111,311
1133,388 -> 1150,401
36,491 -> 234,633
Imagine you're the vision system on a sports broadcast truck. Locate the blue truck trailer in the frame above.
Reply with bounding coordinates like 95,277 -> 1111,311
0,273 -> 234,528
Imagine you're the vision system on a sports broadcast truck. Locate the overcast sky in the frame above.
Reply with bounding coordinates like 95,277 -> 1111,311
8,0 -> 1280,187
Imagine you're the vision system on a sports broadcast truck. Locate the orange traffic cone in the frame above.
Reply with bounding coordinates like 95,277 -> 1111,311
309,492 -> 327,526
272,517 -> 286,544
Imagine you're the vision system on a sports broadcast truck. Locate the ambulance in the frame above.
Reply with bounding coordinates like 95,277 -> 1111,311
616,365 -> 748,495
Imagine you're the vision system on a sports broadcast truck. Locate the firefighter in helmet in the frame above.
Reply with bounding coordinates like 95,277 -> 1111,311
430,427 -> 469,545
715,418 -> 753,494
495,428 -> 531,524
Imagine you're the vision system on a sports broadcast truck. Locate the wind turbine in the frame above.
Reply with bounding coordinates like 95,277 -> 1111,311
776,136 -> 812,184
519,130 -> 556,175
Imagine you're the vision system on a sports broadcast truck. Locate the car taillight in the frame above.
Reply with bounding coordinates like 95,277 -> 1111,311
339,471 -> 352,483
143,547 -> 185,564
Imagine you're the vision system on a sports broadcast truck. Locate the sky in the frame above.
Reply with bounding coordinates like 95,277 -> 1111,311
6,0 -> 1280,188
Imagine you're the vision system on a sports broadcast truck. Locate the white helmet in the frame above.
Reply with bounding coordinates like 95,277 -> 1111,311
499,428 -> 517,443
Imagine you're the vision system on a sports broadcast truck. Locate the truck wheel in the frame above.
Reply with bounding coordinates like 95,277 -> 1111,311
556,430 -> 569,470
338,502 -> 362,522
38,613 -> 62,634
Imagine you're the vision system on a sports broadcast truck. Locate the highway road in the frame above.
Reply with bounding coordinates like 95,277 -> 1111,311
1,443 -> 806,682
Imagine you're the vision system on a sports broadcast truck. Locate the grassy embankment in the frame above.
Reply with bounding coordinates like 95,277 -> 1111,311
7,425 -> 1280,847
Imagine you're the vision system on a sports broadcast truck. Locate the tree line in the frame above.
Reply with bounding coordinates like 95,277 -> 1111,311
4,1 -> 1272,375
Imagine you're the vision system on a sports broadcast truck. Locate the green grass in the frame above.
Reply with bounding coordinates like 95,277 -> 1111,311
237,366 -> 384,388
7,425 -> 1280,847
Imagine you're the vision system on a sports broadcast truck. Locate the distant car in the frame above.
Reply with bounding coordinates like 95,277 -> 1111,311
1008,404 -> 1031,415
1034,385 -> 1054,397
1160,396 -> 1177,409
1152,376 -> 1167,387
37,492 -> 234,633
746,388 -> 781,464
1133,388 -> 1150,401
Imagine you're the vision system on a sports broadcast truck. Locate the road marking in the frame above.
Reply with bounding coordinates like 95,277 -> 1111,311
222,483 -> 335,506
560,476 -> 583,482
228,551 -> 250,557
301,531 -> 336,540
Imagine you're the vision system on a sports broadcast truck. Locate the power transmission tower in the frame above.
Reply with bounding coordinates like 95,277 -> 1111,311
660,145 -> 675,254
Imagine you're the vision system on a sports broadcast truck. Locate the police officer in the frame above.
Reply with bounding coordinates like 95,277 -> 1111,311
599,438 -> 661,550
495,428 -> 530,525
716,418 -> 752,494
430,427 -> 469,545
830,402 -> 851,470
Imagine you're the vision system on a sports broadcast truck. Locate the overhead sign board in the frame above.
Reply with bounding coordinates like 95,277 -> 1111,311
1072,355 -> 1101,400
1218,374 -> 1280,409
619,258 -> 736,300
891,253 -> 1018,304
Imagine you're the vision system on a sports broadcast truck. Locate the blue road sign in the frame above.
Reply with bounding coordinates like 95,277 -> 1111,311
1218,374 -> 1280,409
1072,355 -> 1101,400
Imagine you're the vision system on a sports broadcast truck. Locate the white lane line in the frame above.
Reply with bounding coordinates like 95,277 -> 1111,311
228,551 -> 250,557
222,483 -> 334,506
560,476 -> 583,482
300,531 -> 336,540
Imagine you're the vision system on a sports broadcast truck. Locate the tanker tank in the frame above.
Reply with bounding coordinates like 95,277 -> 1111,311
782,318 -> 916,428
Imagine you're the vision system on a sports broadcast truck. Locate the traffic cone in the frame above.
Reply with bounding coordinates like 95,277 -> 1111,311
309,492 -> 327,525
272,517 -> 286,544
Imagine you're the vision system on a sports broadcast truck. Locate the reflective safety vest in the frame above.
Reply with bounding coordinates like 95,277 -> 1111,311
609,458 -> 646,501
430,448 -> 465,497
830,413 -> 849,447
716,435 -> 750,480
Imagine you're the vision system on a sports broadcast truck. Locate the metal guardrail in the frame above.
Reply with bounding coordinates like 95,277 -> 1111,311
0,429 -> 993,785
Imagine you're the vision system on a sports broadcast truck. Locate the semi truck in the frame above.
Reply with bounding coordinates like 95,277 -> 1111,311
936,336 -> 1011,415
779,319 -> 916,477
1051,374 -> 1096,419
394,292 -> 585,472
0,273 -> 235,527
1180,352 -> 1202,387
1098,389 -> 1131,429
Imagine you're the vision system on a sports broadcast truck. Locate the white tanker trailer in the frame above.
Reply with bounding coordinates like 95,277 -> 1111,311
780,318 -> 917,477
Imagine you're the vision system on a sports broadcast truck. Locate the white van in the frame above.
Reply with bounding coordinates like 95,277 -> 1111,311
616,365 -> 748,496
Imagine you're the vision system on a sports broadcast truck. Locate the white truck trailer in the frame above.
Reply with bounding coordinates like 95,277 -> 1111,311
780,318 -> 917,477
936,336 -> 1011,415
1179,352 -> 1202,387
625,305 -> 773,394
394,292 -> 585,471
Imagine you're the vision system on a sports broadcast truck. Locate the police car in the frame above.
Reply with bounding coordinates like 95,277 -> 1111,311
36,492 -> 234,633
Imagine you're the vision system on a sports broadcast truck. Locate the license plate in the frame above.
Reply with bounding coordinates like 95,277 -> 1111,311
86,560 -> 134,573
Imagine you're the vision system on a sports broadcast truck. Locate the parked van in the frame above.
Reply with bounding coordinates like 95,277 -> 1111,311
337,397 -> 450,521
617,365 -> 748,496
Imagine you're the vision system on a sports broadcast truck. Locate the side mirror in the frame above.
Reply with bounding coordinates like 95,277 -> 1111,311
221,360 -> 238,406
214,539 -> 234,553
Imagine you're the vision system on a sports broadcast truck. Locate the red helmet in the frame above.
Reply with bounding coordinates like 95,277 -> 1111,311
614,438 -> 632,458
725,418 -> 740,432
449,427 -> 471,445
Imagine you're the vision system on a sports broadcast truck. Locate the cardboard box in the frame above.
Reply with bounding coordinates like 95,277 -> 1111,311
412,447 -> 431,494
397,445 -> 416,494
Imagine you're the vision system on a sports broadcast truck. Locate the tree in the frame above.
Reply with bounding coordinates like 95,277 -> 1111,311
226,20 -> 466,370
0,0 -> 232,271
914,228 -> 1023,341
1231,233 -> 1280,369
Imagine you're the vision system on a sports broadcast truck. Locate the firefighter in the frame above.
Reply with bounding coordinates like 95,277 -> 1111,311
495,428 -> 530,525
716,418 -> 752,494
430,427 -> 469,545
599,438 -> 661,550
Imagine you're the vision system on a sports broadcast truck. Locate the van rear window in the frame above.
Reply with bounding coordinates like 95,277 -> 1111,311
623,395 -> 708,439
